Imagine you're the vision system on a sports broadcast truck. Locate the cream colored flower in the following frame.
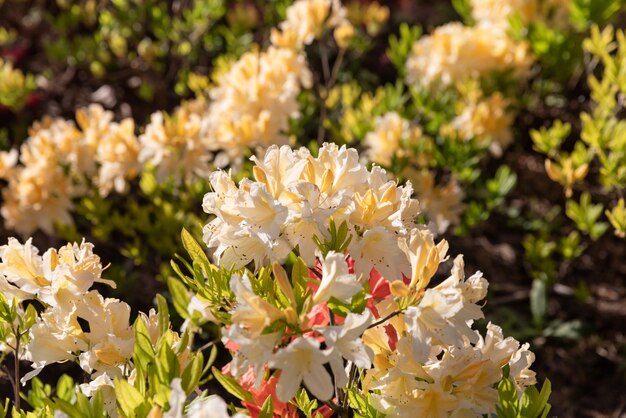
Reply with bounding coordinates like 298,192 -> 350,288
139,105 -> 212,184
25,303 -> 87,381
509,343 -> 537,392
406,22 -> 533,88
270,336 -> 334,402
452,92 -> 514,157
349,226 -> 410,281
313,251 -> 362,304
165,378 -> 248,418
207,47 -> 311,162
364,112 -> 411,167
470,0 -> 571,30
0,237 -> 46,296
203,144 -> 420,276
229,273 -> 284,336
400,228 -> 448,290
0,149 -> 17,179
222,324 -> 280,388
38,240 -> 114,308
410,170 -> 464,235
319,310 -> 374,387
1,160 -> 74,235
95,117 -> 140,195
75,291 -> 134,376
271,0 -> 348,50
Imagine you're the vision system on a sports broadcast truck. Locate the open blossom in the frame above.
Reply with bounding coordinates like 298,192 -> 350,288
229,273 -> 285,336
1,141 -> 74,235
206,47 -> 312,162
0,238 -> 113,307
270,336 -> 334,402
139,103 -> 213,184
406,22 -> 532,88
359,256 -> 535,417
95,117 -> 140,195
0,149 -> 17,178
203,143 -> 421,279
271,0 -> 350,50
75,291 -> 134,376
409,170 -> 464,235
364,112 -> 421,167
470,0 -> 571,30
0,237 -> 134,387
318,310 -> 374,387
313,251 -> 362,304
0,105 -> 141,235
25,303 -> 87,380
400,228 -> 449,290
452,92 -> 514,157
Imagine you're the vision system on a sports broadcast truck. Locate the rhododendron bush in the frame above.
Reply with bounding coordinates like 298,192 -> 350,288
0,144 -> 550,417
1,0 -> 626,416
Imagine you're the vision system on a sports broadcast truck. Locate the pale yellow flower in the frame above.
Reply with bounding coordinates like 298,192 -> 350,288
406,22 -> 532,88
470,0 -> 571,30
75,291 -> 134,376
410,170 -> 464,235
270,336 -> 334,402
364,112 -> 414,167
139,105 -> 212,184
0,149 -> 17,179
96,117 -> 140,195
313,251 -> 362,304
207,47 -> 312,161
452,92 -> 514,157
271,0 -> 348,50
229,273 -> 284,336
400,228 -> 449,290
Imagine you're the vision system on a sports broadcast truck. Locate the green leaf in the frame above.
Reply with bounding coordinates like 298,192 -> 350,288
496,377 -> 519,418
114,379 -> 145,418
521,378 -> 552,418
156,294 -> 170,338
211,367 -> 253,402
181,228 -> 210,269
133,317 -> 155,373
258,395 -> 274,418
167,277 -> 191,319
181,353 -> 204,395
55,375 -> 76,403
155,343 -> 179,384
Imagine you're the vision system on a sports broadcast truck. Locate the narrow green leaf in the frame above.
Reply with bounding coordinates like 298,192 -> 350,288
181,353 -> 204,395
211,367 -> 253,402
258,395 -> 274,418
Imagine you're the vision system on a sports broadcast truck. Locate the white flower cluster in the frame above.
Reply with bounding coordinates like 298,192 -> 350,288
406,22 -> 532,88
0,238 -> 133,386
222,252 -> 373,403
271,0 -> 350,50
363,256 -> 535,416
203,143 -> 422,280
411,170 -> 464,235
451,91 -> 514,157
203,144 -> 537,416
205,47 -> 312,160
139,102 -> 213,184
0,105 -> 140,235
470,0 -> 571,30
364,111 -> 421,167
